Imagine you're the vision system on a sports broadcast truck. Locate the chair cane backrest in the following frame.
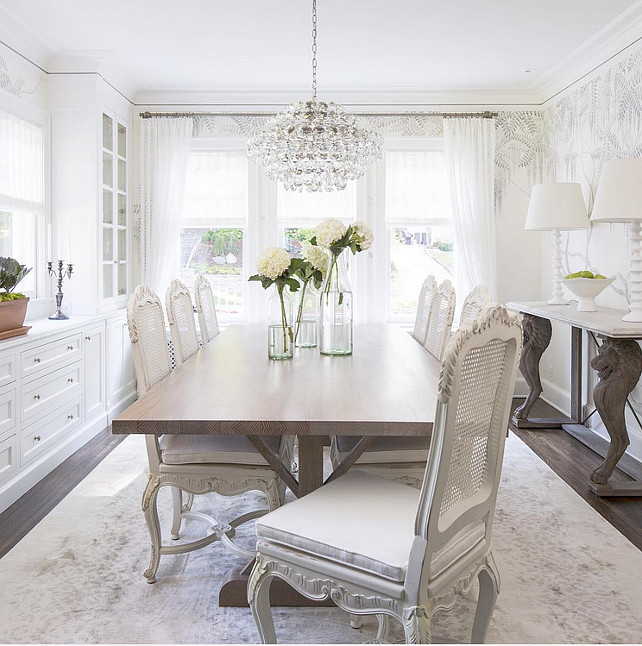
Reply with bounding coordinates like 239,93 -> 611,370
194,274 -> 219,344
459,285 -> 491,327
127,285 -> 172,397
413,275 -> 437,345
423,279 -> 456,361
407,305 -> 521,592
166,279 -> 200,365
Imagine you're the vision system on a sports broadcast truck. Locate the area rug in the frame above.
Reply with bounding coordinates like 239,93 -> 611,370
0,434 -> 641,644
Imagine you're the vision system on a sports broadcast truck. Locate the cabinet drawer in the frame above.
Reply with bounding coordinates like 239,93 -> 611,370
0,353 -> 16,389
20,333 -> 82,379
0,433 -> 17,487
21,363 -> 82,423
0,389 -> 16,438
21,398 -> 81,466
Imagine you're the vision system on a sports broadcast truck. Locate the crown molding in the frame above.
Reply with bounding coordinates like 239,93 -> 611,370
0,5 -> 53,72
536,0 -> 642,105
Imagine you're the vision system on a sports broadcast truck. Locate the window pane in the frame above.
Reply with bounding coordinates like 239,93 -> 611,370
389,225 -> 454,318
182,152 -> 247,222
277,182 -> 357,224
284,227 -> 316,257
0,210 -> 36,294
180,227 -> 244,319
385,151 -> 451,223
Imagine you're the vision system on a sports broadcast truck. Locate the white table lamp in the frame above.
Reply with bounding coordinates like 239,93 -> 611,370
525,183 -> 589,305
591,157 -> 642,322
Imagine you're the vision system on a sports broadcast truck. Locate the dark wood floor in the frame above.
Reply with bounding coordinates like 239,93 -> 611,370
510,398 -> 642,552
0,399 -> 641,560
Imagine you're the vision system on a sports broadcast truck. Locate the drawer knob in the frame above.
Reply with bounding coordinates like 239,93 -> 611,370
33,394 -> 40,400
67,345 -> 74,351
34,357 -> 41,363
67,414 -> 74,420
85,336 -> 91,341
67,378 -> 74,383
34,435 -> 41,442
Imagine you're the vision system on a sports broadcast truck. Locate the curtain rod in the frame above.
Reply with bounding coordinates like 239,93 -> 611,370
139,110 -> 497,119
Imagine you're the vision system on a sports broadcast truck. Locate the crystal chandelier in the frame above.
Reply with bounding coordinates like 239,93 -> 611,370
247,0 -> 383,192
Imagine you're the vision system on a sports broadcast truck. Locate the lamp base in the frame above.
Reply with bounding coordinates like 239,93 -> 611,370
622,310 -> 642,323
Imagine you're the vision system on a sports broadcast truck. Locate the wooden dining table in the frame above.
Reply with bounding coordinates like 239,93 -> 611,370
112,323 -> 440,605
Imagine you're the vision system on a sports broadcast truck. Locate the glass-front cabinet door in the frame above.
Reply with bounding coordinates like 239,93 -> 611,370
101,112 -> 128,303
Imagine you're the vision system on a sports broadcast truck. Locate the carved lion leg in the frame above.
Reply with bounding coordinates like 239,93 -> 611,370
170,487 -> 183,540
471,555 -> 500,644
248,566 -> 277,644
591,404 -> 630,485
142,476 -> 162,584
513,315 -> 552,420
402,605 -> 433,644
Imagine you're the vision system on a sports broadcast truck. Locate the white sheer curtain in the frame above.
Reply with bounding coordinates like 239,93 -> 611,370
443,117 -> 497,300
140,116 -> 193,295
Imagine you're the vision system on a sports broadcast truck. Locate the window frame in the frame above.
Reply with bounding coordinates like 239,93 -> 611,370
0,91 -> 51,301
181,139 -> 252,323
379,137 -> 453,323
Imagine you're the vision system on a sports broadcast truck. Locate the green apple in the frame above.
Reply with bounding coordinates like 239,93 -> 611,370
595,274 -> 607,279
579,270 -> 594,278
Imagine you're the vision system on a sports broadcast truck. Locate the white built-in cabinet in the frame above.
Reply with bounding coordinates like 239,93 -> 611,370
0,315 -> 136,513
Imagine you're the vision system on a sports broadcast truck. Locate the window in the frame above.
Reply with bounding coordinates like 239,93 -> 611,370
0,107 -> 45,297
385,148 -> 454,320
277,183 -> 357,256
180,150 -> 248,320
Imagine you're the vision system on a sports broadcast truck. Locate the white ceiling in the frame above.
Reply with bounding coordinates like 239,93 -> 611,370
0,0 -> 640,101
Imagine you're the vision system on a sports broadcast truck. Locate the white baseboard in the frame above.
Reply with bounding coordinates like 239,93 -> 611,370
541,378 -> 571,417
0,411 -> 109,514
107,390 -> 137,423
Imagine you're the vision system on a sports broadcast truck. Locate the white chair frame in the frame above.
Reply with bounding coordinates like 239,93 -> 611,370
459,285 -> 492,328
423,279 -> 456,361
166,278 -> 200,365
249,305 -> 522,644
412,275 -> 437,345
194,274 -> 220,344
128,285 -> 293,583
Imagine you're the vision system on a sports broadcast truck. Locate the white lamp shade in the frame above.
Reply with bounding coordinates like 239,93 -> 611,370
591,158 -> 642,222
524,183 -> 589,231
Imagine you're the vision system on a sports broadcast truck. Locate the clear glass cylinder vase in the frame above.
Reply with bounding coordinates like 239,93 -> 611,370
295,282 -> 319,348
319,248 -> 353,356
267,285 -> 294,360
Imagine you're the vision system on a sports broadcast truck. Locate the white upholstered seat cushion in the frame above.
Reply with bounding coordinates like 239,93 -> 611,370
256,470 -> 485,582
160,435 -> 280,466
336,435 -> 430,464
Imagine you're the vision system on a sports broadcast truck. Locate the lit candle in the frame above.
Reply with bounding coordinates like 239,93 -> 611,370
47,224 -> 52,261
57,225 -> 61,260
67,233 -> 72,264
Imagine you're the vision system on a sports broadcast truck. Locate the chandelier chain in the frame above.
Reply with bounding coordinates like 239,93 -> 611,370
312,0 -> 317,100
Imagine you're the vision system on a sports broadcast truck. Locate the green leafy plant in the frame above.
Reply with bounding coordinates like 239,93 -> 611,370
0,257 -> 32,299
289,258 -> 323,344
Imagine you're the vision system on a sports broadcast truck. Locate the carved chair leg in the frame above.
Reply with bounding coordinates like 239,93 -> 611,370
142,478 -> 162,584
349,613 -> 362,629
376,614 -> 390,642
249,569 -> 277,644
265,480 -> 282,512
403,606 -> 433,644
170,487 -> 183,540
471,556 -> 500,644
183,492 -> 195,512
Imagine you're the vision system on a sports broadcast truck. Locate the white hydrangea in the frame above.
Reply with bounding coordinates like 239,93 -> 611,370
256,247 -> 291,280
315,218 -> 348,248
302,244 -> 329,273
352,221 -> 374,251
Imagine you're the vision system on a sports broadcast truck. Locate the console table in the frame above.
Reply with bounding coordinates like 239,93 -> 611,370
506,301 -> 642,497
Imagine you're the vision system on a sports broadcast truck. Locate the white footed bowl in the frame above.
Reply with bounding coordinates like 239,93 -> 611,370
562,277 -> 614,312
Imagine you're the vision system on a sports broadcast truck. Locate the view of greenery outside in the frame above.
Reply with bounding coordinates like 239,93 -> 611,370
284,227 -> 316,257
180,227 -> 244,318
390,226 -> 454,318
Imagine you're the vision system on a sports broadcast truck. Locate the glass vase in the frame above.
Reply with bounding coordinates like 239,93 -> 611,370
267,285 -> 294,360
319,248 -> 353,356
294,282 -> 319,348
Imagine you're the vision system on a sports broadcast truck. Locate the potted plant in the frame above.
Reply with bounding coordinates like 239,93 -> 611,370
0,257 -> 32,335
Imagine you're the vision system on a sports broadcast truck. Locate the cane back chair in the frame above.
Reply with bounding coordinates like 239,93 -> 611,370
249,304 -> 522,644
